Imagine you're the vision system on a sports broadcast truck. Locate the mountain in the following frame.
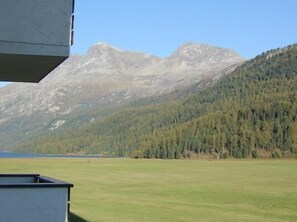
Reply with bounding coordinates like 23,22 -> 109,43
15,44 -> 297,159
0,42 -> 244,150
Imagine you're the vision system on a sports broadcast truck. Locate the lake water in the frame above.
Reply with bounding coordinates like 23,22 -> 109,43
0,152 -> 101,159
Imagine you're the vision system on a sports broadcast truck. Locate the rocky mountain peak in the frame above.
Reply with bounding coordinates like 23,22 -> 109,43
166,43 -> 244,65
86,42 -> 123,58
174,42 -> 209,52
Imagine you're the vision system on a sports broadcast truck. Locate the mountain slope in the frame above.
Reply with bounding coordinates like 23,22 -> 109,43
0,43 -> 243,150
16,44 -> 297,158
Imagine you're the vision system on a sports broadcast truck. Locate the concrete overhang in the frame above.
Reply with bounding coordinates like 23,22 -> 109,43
0,53 -> 68,83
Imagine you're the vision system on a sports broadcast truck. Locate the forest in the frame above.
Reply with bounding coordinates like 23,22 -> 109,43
16,44 -> 297,159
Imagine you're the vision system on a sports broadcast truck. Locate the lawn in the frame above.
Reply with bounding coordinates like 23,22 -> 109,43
0,158 -> 296,222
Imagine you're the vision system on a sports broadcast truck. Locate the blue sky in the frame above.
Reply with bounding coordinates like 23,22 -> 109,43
1,0 -> 296,87
71,0 -> 297,58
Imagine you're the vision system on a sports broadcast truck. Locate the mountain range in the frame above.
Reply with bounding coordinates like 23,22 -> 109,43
14,43 -> 297,159
0,42 -> 244,150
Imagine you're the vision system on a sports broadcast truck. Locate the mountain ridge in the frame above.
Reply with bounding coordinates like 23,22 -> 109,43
0,42 -> 244,119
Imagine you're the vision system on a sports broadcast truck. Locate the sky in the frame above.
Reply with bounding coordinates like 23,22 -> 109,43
1,0 -> 297,87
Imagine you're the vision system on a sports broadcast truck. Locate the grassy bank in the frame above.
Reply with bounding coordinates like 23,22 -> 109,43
0,159 -> 296,222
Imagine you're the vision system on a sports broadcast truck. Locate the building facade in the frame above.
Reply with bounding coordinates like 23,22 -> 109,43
0,0 -> 74,82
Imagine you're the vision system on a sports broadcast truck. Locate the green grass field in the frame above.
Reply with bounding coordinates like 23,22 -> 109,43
0,159 -> 296,222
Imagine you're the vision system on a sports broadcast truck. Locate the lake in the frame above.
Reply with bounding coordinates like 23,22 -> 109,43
0,152 -> 101,159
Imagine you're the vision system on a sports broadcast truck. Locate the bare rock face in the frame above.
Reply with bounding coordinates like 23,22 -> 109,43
0,42 -> 244,147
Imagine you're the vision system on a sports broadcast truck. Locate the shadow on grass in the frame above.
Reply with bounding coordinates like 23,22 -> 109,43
70,212 -> 89,222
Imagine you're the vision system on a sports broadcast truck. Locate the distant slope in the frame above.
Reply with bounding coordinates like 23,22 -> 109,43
15,44 -> 297,159
0,42 -> 243,150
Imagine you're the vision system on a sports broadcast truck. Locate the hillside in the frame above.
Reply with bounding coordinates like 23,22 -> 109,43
133,44 -> 297,159
0,42 -> 243,150
15,44 -> 297,159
